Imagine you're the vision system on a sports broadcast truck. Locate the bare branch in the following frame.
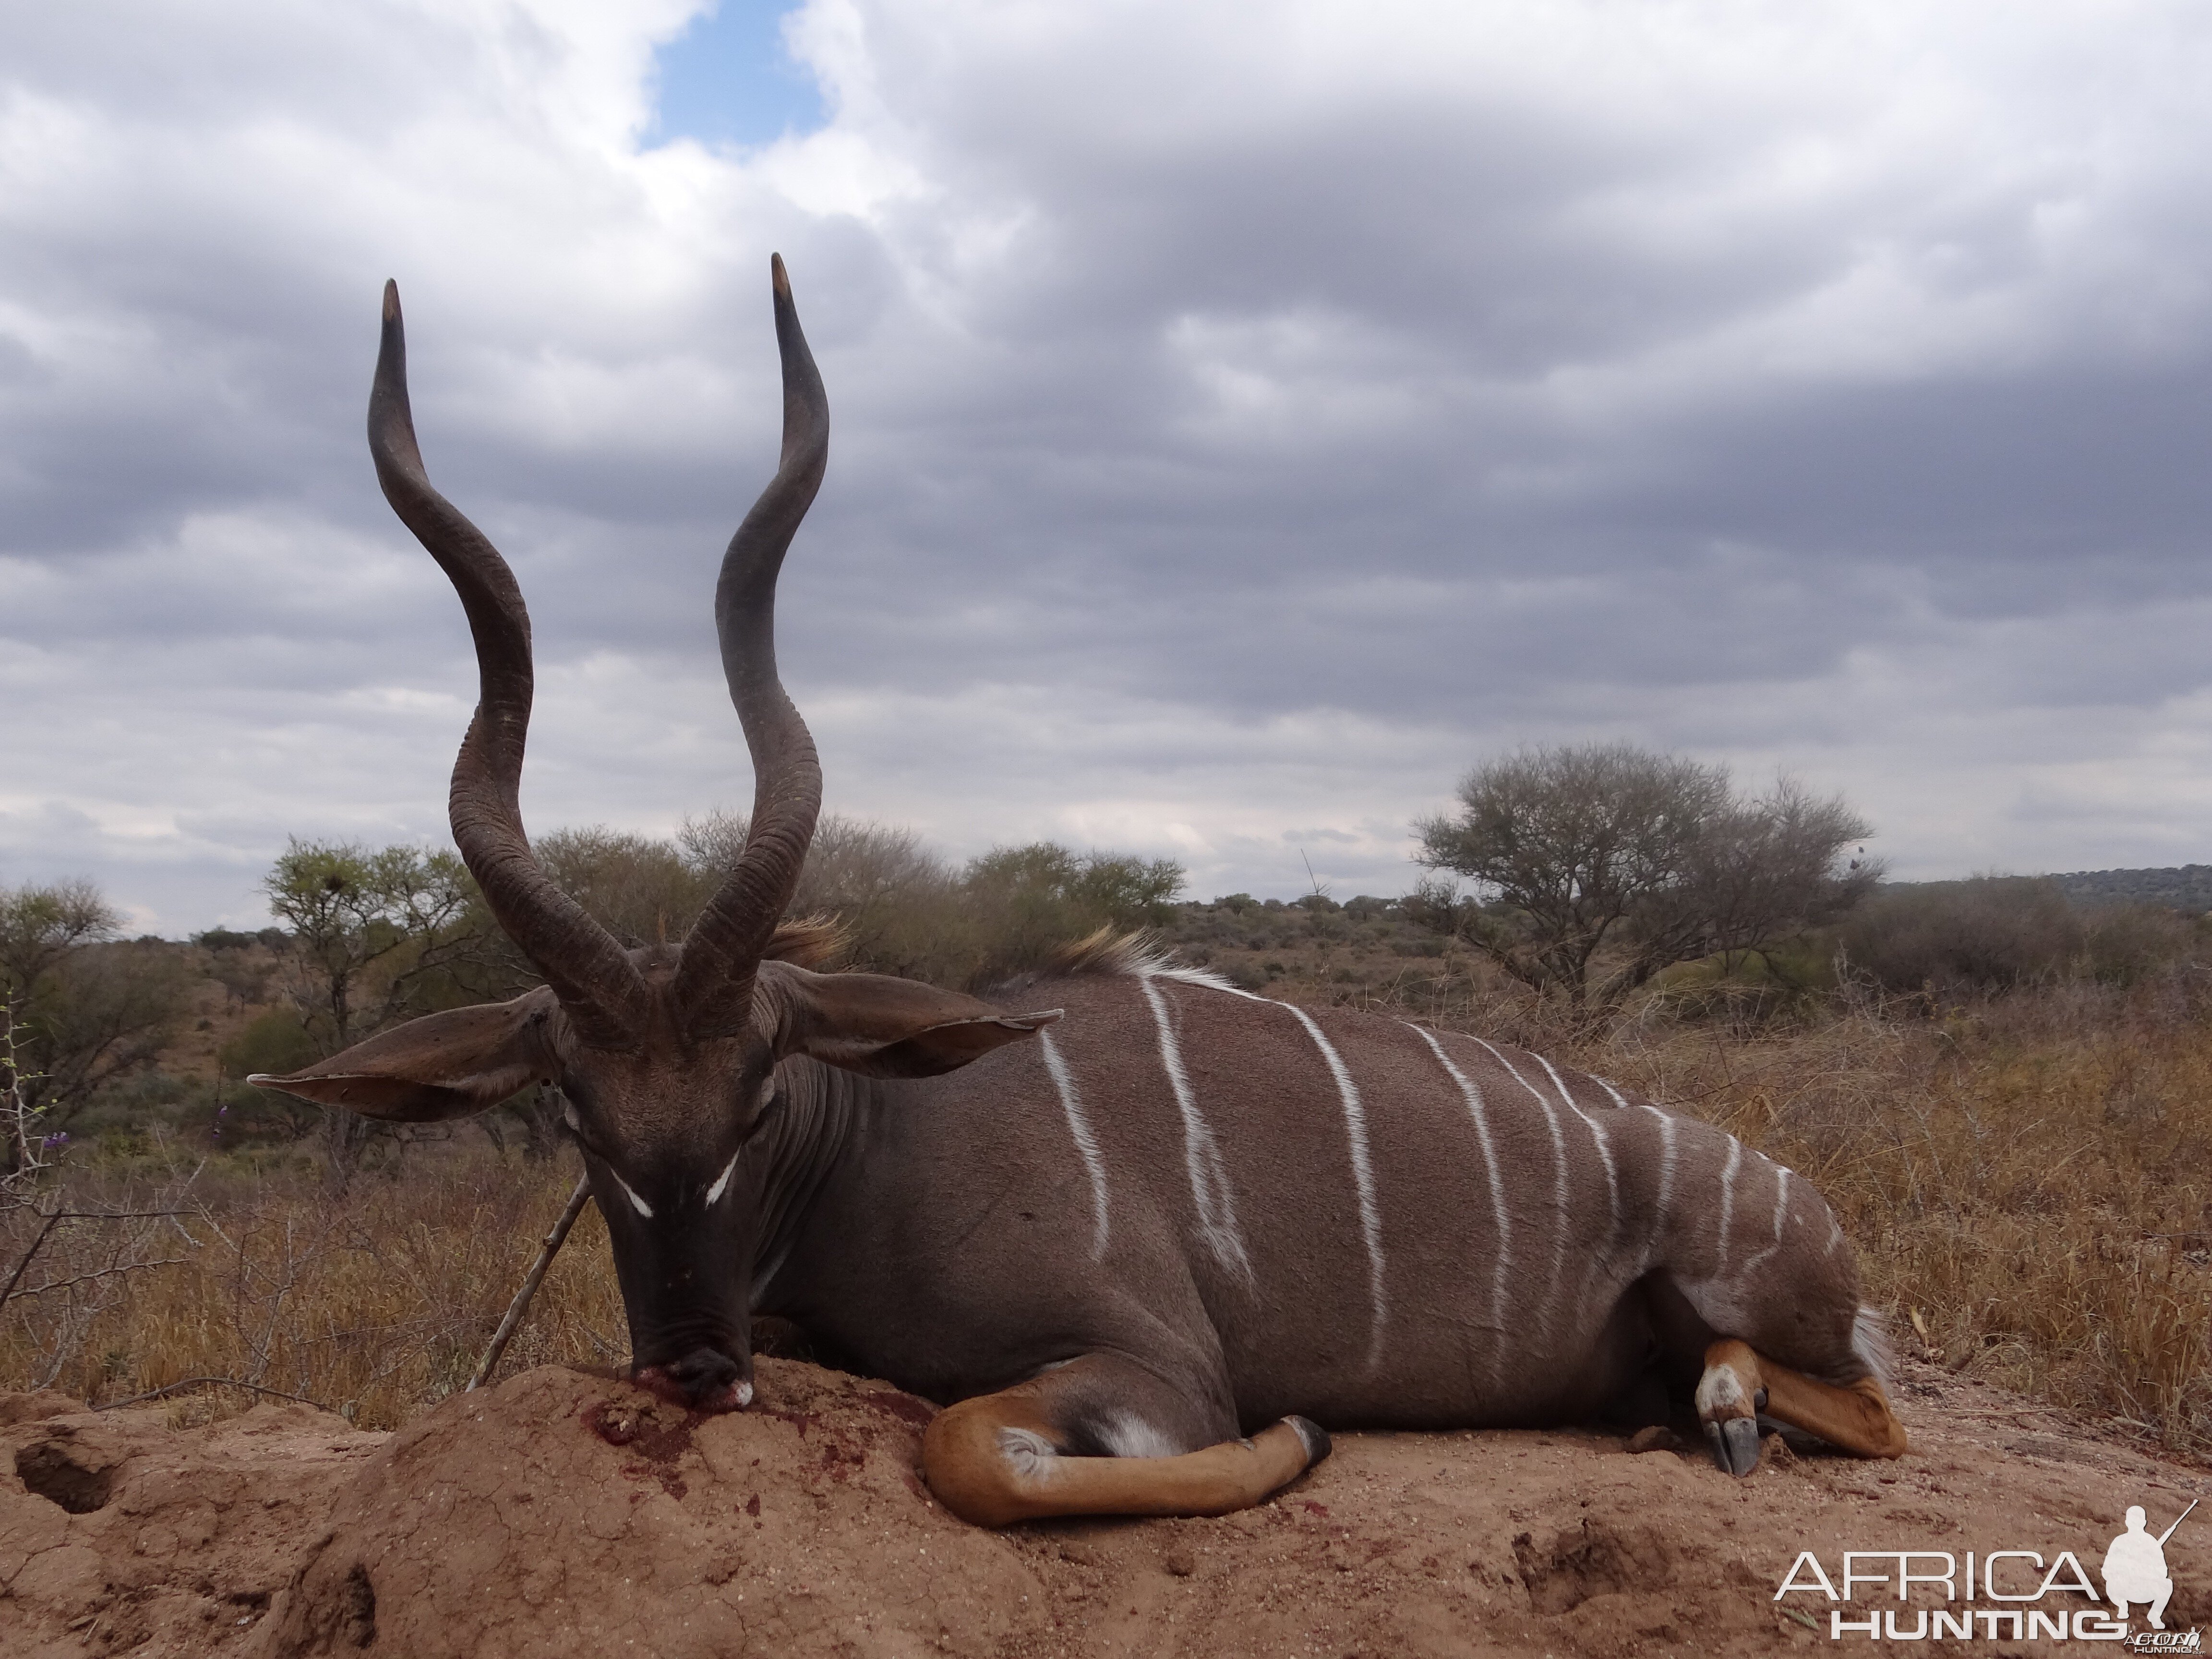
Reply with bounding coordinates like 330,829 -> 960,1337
95,1377 -> 335,1413
12,1257 -> 191,1298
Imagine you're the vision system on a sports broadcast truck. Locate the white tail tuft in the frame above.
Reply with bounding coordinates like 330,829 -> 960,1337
1851,1305 -> 1896,1391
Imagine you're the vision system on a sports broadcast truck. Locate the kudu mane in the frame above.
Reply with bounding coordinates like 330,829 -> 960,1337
984,928 -> 1239,999
762,916 -> 846,970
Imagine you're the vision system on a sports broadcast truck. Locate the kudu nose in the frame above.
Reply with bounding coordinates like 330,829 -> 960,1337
637,1346 -> 752,1412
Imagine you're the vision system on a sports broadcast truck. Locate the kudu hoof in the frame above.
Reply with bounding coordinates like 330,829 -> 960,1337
1704,1414 -> 1764,1477
1284,1416 -> 1333,1468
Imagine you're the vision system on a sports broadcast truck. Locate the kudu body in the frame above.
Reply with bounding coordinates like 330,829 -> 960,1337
255,262 -> 1906,1527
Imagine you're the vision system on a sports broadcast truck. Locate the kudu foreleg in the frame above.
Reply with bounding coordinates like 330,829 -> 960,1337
1697,1338 -> 1908,1476
921,1355 -> 1331,1527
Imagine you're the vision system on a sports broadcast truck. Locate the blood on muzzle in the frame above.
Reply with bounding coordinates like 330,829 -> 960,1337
633,1346 -> 753,1412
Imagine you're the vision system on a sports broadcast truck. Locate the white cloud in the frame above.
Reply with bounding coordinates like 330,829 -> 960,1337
4,0 -> 2212,932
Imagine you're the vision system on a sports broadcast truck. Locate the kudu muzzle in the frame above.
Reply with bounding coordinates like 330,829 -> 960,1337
595,1171 -> 759,1412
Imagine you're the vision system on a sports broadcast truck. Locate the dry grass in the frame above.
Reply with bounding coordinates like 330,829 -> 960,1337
1,1150 -> 623,1428
4,966 -> 2207,1460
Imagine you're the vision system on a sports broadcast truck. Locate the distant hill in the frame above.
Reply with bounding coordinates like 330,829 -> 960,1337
1884,865 -> 2212,914
2045,865 -> 2212,912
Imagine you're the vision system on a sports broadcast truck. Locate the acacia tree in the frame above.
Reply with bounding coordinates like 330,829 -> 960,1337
263,841 -> 489,1176
1,883 -> 195,1388
0,880 -> 188,1171
1412,743 -> 1878,1008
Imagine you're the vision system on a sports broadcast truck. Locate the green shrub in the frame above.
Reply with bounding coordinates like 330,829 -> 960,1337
1836,877 -> 2198,994
218,1009 -> 318,1078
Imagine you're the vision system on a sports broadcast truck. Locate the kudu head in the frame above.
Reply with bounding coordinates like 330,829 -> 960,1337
252,259 -> 1058,1410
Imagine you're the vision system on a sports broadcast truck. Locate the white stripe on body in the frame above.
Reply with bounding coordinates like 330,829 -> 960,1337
1270,1002 -> 1387,1365
1737,1162 -> 1791,1280
1635,1104 -> 1679,1276
1405,1023 -> 1512,1388
1717,1137 -> 1743,1276
1038,1026 -> 1110,1262
1529,1051 -> 1635,1332
1467,1036 -> 1573,1352
1675,1133 -> 1766,1334
1536,1054 -> 1621,1241
1142,965 -> 1386,1363
1137,974 -> 1252,1279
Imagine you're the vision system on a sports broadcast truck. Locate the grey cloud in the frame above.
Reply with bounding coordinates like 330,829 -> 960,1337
7,1 -> 2212,931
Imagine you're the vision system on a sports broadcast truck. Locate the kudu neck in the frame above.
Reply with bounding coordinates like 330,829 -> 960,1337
746,1055 -> 869,1309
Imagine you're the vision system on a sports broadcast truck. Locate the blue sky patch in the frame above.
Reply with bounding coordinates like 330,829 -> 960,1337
651,1 -> 825,149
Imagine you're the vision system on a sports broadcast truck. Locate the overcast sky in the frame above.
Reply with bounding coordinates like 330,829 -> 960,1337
4,1 -> 2211,933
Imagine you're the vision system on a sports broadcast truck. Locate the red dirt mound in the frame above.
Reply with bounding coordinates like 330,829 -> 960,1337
0,1389 -> 383,1656
3,1358 -> 2206,1657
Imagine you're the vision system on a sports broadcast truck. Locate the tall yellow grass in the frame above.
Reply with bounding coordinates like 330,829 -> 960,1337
2,1154 -> 623,1429
4,974 -> 2206,1457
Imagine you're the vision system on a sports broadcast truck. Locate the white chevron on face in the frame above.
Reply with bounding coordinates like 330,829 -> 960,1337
1038,1025 -> 1110,1262
1406,1022 -> 1511,1388
1138,973 -> 1251,1279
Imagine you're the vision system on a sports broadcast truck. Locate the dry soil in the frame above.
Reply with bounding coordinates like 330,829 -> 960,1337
2,1356 -> 2206,1657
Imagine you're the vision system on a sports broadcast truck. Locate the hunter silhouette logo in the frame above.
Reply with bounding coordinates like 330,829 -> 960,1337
2108,1501 -> 2194,1635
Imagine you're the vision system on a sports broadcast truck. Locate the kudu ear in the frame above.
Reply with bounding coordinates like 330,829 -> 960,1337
772,966 -> 1061,1080
248,990 -> 560,1121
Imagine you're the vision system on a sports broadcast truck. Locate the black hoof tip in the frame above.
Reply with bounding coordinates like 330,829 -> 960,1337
1286,1415 -> 1333,1467
1704,1416 -> 1763,1477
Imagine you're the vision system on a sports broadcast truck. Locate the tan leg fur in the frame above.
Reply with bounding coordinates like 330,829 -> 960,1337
922,1383 -> 1329,1527
1701,1337 -> 1909,1466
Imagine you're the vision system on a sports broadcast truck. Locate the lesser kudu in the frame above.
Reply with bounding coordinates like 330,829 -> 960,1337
254,259 -> 1907,1526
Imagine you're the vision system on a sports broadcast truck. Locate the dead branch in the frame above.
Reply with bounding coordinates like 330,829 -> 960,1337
95,1377 -> 334,1412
